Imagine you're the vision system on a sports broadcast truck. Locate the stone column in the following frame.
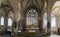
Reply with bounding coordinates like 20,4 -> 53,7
13,10 -> 18,33
4,15 -> 8,32
0,16 -> 1,32
0,15 -> 1,25
56,16 -> 60,34
12,0 -> 21,33
45,0 -> 51,34
47,10 -> 51,35
38,11 -> 43,33
56,16 -> 58,34
3,7 -> 9,33
20,0 -> 26,32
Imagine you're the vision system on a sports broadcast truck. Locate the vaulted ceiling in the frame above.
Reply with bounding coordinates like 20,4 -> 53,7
22,0 -> 44,9
0,0 -> 45,13
0,0 -> 60,15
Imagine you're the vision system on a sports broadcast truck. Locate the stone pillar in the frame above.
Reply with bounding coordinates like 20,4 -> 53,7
12,0 -> 21,33
45,0 -> 51,34
13,10 -> 18,33
47,10 -> 51,35
38,12 -> 43,33
20,0 -> 26,32
4,15 -> 8,32
0,15 -> 1,25
3,7 -> 8,33
56,16 -> 60,34
56,16 -> 58,34
0,16 -> 1,32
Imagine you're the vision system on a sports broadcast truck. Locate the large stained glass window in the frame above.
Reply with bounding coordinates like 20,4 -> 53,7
26,9 -> 38,32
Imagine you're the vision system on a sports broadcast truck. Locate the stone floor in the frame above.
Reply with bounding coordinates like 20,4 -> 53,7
0,34 -> 60,37
42,34 -> 60,37
50,34 -> 60,37
13,34 -> 60,37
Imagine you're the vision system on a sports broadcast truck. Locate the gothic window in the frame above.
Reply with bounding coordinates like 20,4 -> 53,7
51,14 -> 56,27
26,9 -> 38,32
51,13 -> 57,34
1,16 -> 4,25
7,17 -> 13,32
43,13 -> 47,28
8,17 -> 13,26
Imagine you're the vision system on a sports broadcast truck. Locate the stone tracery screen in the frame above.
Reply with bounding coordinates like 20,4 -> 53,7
26,9 -> 38,32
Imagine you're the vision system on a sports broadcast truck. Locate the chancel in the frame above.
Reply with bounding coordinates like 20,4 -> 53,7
0,0 -> 60,37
